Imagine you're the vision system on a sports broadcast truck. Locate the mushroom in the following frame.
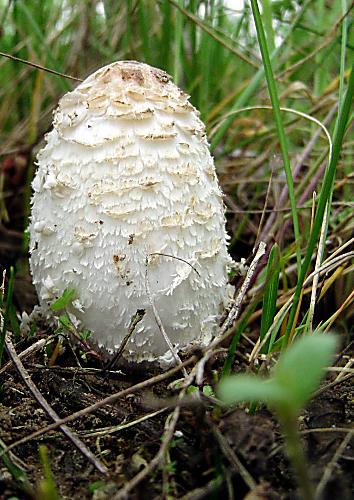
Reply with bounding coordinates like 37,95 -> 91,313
29,61 -> 233,367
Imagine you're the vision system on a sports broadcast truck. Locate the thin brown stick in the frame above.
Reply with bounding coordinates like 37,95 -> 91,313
211,422 -> 257,491
195,242 -> 266,384
4,334 -> 108,474
314,372 -> 354,397
221,242 -> 267,334
315,429 -> 354,499
0,50 -> 82,81
179,476 -> 224,500
0,337 -> 53,375
167,0 -> 259,68
115,387 -> 187,499
80,408 -> 167,438
105,308 -> 146,370
0,355 -> 197,460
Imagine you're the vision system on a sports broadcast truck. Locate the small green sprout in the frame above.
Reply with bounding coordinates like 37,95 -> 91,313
50,288 -> 77,311
80,328 -> 91,341
217,334 -> 337,500
37,445 -> 59,500
49,288 -> 92,361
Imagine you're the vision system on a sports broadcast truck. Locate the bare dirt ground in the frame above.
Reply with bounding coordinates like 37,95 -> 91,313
0,321 -> 353,499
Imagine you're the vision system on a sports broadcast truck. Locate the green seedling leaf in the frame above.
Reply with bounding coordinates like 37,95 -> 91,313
1,452 -> 29,486
58,314 -> 72,329
50,288 -> 76,311
217,374 -> 287,407
80,329 -> 91,341
274,334 -> 337,412
202,384 -> 214,397
88,481 -> 105,493
186,385 -> 199,395
218,334 -> 337,415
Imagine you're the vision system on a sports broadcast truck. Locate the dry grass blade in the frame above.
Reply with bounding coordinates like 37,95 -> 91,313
1,1 -> 352,496
195,241 -> 266,384
80,409 -> 167,439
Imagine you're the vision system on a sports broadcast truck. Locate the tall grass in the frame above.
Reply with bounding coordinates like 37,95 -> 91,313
0,0 -> 353,360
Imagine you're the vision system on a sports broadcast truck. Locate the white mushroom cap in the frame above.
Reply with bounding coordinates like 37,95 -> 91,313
29,61 -> 233,366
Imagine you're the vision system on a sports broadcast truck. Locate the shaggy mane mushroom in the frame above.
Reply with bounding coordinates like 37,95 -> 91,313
29,61 -> 233,368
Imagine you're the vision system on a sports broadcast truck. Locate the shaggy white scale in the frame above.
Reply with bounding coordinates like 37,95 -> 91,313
29,61 -> 233,366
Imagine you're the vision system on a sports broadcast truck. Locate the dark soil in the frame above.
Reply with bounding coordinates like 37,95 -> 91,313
0,330 -> 353,500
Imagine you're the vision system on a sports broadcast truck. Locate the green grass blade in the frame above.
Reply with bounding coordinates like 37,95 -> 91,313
261,0 -> 276,53
284,64 -> 354,342
210,0 -> 313,151
260,244 -> 280,353
250,0 -> 301,270
222,301 -> 259,379
37,445 -> 59,500
339,0 -> 349,108
173,0 -> 184,85
0,266 -> 15,366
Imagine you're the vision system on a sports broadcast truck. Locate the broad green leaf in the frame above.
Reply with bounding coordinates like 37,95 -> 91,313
217,374 -> 287,407
218,335 -> 337,415
50,288 -> 76,311
274,334 -> 337,411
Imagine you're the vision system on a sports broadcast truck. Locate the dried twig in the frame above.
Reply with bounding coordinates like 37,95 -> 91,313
115,387 -> 187,499
105,308 -> 146,370
80,408 -> 167,438
195,242 -> 266,384
211,422 -> 257,491
333,356 -> 354,382
221,242 -> 267,334
178,476 -> 224,500
4,333 -> 108,474
315,429 -> 354,499
314,372 -> 353,397
0,337 -> 52,375
0,50 -> 82,81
